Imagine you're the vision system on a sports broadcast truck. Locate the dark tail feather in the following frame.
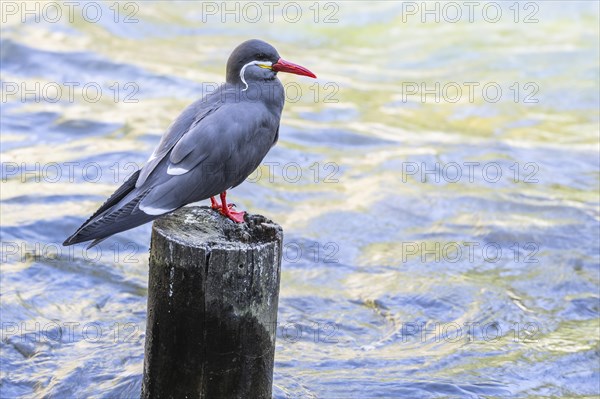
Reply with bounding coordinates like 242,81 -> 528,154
86,237 -> 109,250
63,170 -> 141,246
63,189 -> 156,246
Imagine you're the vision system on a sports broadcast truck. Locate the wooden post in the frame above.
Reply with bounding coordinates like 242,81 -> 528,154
141,206 -> 283,399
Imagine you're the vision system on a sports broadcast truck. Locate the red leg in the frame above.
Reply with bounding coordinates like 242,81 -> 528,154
219,191 -> 245,223
210,196 -> 220,210
210,195 -> 236,210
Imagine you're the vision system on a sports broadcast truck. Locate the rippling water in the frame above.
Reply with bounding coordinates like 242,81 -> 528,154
1,1 -> 599,398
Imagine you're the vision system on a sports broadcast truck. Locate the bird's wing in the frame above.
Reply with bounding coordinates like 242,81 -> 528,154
137,103 -> 277,213
164,115 -> 230,176
136,99 -> 220,187
135,113 -> 235,214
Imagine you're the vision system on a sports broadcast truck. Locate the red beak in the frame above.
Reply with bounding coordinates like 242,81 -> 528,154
272,58 -> 317,78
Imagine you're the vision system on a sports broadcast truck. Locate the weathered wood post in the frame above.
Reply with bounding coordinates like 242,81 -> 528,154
141,206 -> 283,399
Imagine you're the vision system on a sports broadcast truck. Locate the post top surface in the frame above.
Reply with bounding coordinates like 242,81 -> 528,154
152,206 -> 283,249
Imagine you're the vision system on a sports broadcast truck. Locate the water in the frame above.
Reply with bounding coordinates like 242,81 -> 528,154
1,1 -> 599,398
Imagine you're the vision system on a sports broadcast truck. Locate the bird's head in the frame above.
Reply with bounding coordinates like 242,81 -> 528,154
226,39 -> 316,88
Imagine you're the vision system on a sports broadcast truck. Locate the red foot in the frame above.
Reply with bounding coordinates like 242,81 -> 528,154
213,191 -> 246,223
221,208 -> 246,223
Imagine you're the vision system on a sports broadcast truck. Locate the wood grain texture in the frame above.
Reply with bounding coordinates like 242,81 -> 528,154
141,206 -> 283,399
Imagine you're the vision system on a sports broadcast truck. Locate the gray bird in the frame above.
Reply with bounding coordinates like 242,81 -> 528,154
63,39 -> 316,248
